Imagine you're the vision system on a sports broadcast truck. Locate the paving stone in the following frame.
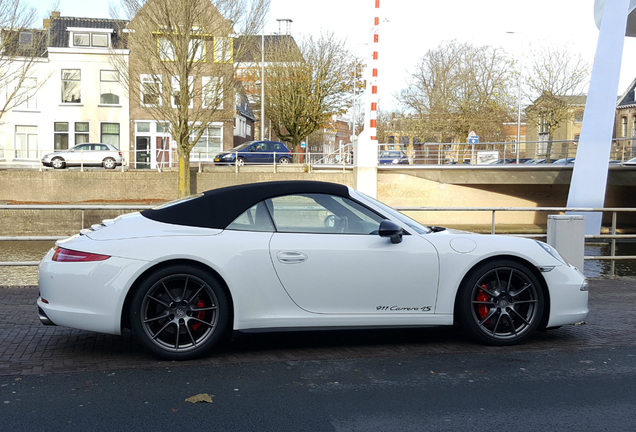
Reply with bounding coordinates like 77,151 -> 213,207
0,278 -> 634,376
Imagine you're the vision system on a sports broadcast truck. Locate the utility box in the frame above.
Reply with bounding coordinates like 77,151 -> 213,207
546,215 -> 585,272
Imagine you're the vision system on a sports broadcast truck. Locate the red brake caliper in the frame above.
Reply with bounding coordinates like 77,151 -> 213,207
477,284 -> 489,320
191,299 -> 206,332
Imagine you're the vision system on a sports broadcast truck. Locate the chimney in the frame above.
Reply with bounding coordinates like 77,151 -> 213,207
43,19 -> 50,29
51,11 -> 60,19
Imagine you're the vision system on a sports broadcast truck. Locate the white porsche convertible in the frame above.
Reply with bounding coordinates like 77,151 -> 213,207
38,181 -> 589,360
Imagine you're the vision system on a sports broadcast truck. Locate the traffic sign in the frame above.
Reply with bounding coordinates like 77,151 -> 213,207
301,142 -> 306,148
467,131 -> 479,144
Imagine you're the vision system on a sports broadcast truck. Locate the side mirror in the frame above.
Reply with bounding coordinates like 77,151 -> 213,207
379,220 -> 403,244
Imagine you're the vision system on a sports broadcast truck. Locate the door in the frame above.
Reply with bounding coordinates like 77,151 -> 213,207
156,137 -> 170,168
136,137 -> 151,169
266,193 -> 440,314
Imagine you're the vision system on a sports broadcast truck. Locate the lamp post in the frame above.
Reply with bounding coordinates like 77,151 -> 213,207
507,31 -> 523,163
260,28 -> 265,141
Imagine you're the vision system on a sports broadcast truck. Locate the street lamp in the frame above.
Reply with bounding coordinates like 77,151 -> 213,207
507,31 -> 524,163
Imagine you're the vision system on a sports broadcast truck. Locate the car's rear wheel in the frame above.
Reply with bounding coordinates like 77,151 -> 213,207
457,260 -> 544,345
236,157 -> 245,166
103,157 -> 116,169
278,157 -> 290,164
51,157 -> 65,169
130,265 -> 229,360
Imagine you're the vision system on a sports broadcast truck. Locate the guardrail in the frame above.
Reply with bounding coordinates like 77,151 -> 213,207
1,204 -> 635,277
2,137 -> 636,170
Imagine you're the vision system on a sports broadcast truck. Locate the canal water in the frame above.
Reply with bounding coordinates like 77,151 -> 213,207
2,240 -> 636,287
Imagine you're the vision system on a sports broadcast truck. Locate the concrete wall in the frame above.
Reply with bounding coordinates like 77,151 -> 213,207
1,167 -> 634,235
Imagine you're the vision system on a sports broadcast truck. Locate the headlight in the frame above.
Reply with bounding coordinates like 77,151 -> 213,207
535,240 -> 567,264
221,154 -> 233,160
392,159 -> 399,164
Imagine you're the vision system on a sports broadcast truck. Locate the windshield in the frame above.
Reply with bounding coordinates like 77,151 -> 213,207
380,151 -> 402,158
227,141 -> 256,152
352,190 -> 431,234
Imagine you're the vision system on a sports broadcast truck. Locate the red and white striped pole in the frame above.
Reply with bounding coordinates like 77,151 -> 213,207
354,0 -> 380,197
368,0 -> 380,144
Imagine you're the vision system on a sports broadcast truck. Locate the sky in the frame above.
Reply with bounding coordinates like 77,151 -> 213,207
50,0 -> 636,110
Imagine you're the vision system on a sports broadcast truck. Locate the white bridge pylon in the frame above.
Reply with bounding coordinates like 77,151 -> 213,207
567,0 -> 635,234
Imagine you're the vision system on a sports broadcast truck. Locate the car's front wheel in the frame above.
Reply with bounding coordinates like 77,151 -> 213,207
456,260 -> 544,345
236,157 -> 246,166
278,157 -> 291,164
103,157 -> 117,169
51,157 -> 65,169
130,265 -> 229,360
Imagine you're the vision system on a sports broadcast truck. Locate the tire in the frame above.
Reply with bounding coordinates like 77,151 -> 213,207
103,157 -> 117,169
51,157 -> 65,169
130,265 -> 230,360
236,157 -> 246,166
456,259 -> 544,345
278,157 -> 290,164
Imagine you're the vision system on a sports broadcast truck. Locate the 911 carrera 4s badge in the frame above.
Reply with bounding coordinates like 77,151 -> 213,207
376,306 -> 432,312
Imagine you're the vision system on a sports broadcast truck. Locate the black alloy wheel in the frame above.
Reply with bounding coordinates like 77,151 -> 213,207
130,265 -> 229,360
457,260 -> 544,345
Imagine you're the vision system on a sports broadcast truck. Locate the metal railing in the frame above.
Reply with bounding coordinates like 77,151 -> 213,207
2,204 -> 636,277
3,137 -> 636,170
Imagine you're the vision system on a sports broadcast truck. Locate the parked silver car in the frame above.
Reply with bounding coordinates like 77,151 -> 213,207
42,143 -> 122,169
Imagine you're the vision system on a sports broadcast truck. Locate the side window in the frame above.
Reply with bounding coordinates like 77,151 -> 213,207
226,202 -> 275,232
267,194 -> 384,234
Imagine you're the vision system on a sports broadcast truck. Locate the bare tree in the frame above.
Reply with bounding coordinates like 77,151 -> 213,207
397,40 -> 516,143
0,0 -> 48,120
252,32 -> 360,157
111,0 -> 269,197
524,43 -> 590,161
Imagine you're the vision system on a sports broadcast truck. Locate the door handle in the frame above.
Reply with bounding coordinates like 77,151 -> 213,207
276,251 -> 308,264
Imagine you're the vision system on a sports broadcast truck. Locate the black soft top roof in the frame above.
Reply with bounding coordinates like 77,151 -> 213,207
141,181 -> 351,229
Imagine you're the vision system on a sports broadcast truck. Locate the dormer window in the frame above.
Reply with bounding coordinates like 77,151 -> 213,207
68,28 -> 112,48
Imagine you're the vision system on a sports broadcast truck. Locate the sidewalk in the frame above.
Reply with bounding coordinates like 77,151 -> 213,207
1,278 -> 635,376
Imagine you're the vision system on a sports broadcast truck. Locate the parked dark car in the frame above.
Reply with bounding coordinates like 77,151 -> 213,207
379,150 -> 409,165
552,158 -> 575,165
214,141 -> 292,165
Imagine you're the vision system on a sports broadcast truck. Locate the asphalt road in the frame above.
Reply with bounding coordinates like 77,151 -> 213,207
2,346 -> 635,431
1,277 -> 636,431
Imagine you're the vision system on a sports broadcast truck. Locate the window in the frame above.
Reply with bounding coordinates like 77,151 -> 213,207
136,122 -> 151,133
226,202 -> 275,232
235,116 -> 246,137
622,116 -> 628,137
73,33 -> 90,46
171,76 -> 193,108
54,122 -> 69,150
100,70 -> 120,105
101,123 -> 119,148
15,126 -> 38,159
19,32 -> 32,46
159,38 -> 204,61
575,112 -> 584,123
632,116 -> 636,137
265,194 -> 384,234
213,37 -> 232,62
15,77 -> 37,110
75,122 -> 89,144
71,31 -> 110,48
202,77 -> 223,109
92,34 -> 108,47
141,74 -> 162,106
191,125 -> 222,159
158,38 -> 175,60
61,69 -> 81,103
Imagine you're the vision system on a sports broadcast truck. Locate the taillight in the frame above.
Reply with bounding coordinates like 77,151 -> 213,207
52,247 -> 110,262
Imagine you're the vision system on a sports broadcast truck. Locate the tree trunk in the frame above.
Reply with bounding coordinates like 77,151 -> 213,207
178,148 -> 191,198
